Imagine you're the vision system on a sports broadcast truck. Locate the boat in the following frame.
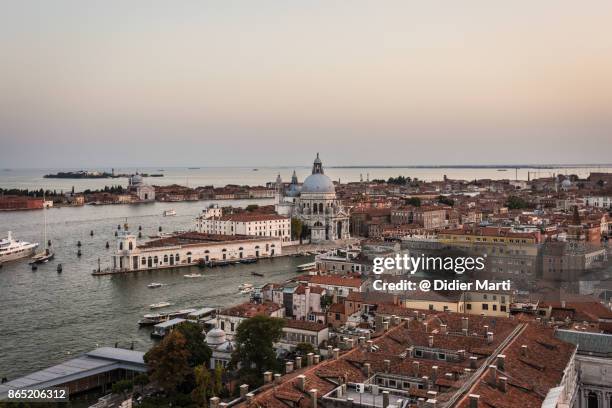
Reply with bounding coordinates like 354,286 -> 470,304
56,264 -> 62,273
30,199 -> 54,264
296,262 -> 317,272
238,283 -> 254,294
138,313 -> 165,326
147,282 -> 163,288
151,318 -> 186,338
240,258 -> 258,264
251,272 -> 264,277
163,209 -> 177,216
29,249 -> 54,264
184,273 -> 203,278
149,301 -> 172,309
0,231 -> 39,264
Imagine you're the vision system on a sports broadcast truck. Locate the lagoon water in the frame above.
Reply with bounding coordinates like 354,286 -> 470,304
0,198 -> 311,380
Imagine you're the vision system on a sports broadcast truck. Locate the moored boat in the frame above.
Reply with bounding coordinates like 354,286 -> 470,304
149,301 -> 172,309
184,273 -> 203,278
0,231 -> 38,263
163,209 -> 177,216
147,282 -> 163,288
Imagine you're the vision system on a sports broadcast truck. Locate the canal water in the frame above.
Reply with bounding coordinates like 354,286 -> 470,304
0,198 -> 309,380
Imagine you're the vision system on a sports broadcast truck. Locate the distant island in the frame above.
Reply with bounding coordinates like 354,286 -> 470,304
44,171 -> 163,179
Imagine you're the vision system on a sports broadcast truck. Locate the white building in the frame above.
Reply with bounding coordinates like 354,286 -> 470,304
127,174 -> 155,202
111,229 -> 281,272
585,196 -> 612,209
196,208 -> 291,242
275,153 -> 350,243
277,320 -> 329,352
216,301 -> 284,340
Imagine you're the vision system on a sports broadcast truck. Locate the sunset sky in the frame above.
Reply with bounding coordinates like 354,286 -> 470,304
1,0 -> 611,167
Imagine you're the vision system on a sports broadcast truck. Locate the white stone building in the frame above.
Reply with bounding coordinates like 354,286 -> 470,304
275,153 -> 350,243
216,301 -> 284,340
127,174 -> 155,202
111,229 -> 281,272
196,209 -> 291,242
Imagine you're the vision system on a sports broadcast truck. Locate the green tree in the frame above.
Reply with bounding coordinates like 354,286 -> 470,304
291,217 -> 303,241
437,195 -> 454,206
294,342 -> 316,356
176,322 -> 212,367
506,195 -> 529,210
144,331 -> 192,394
231,316 -> 285,379
405,197 -> 421,207
112,379 -> 133,396
191,364 -> 212,407
245,204 -> 259,212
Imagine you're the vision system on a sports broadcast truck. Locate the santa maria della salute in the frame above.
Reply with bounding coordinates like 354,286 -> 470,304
275,153 -> 350,243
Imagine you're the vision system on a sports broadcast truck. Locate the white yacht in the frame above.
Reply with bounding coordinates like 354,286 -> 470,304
0,231 -> 39,264
163,209 -> 177,217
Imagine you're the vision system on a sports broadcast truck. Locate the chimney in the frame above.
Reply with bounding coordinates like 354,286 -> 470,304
483,325 -> 488,333
367,340 -> 373,352
210,397 -> 220,408
297,374 -> 306,391
425,398 -> 437,408
521,345 -> 528,356
440,324 -> 447,334
561,300 -> 566,308
413,361 -> 420,377
314,355 -> 321,364
309,389 -> 318,408
497,355 -> 505,371
422,376 -> 430,389
469,356 -> 478,369
498,376 -> 507,393
383,321 -> 390,332
246,393 -> 254,403
424,322 -> 429,333
391,315 -> 397,325
458,349 -> 466,360
417,398 -> 425,408
286,361 -> 294,374
327,345 -> 333,356
382,391 -> 390,408
220,403 -> 228,408
462,328 -> 468,336
431,366 -> 438,383
469,394 -> 480,408
363,362 -> 371,377
428,335 -> 434,348
274,373 -> 282,384
463,368 -> 471,376
240,384 -> 249,398
487,365 -> 497,385
407,346 -> 414,358
296,356 -> 302,369
486,332 -> 494,344
263,371 -> 273,383
307,352 -> 314,366
347,338 -> 355,349
384,359 -> 390,373
462,317 -> 469,330
358,336 -> 365,345
333,348 -> 340,359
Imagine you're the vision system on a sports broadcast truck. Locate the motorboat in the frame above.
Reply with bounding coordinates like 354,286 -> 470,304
238,283 -> 254,294
29,248 -> 54,265
184,273 -> 203,278
147,282 -> 163,288
251,272 -> 264,277
149,301 -> 172,309
0,231 -> 38,263
163,209 -> 177,216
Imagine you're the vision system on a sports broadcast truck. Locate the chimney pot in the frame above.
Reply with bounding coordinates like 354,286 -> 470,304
497,354 -> 506,371
383,321 -> 390,332
469,394 -> 480,408
307,352 -> 314,366
297,374 -> 306,391
286,361 -> 294,374
239,384 -> 249,398
296,356 -> 302,369
413,361 -> 420,376
469,356 -> 478,369
382,391 -> 390,408
384,359 -> 390,373
246,393 -> 254,402
274,373 -> 282,383
263,371 -> 273,383
521,345 -> 528,356
487,365 -> 497,385
210,397 -> 220,408
428,335 -> 434,348
314,354 -> 320,364
367,340 -> 374,352
309,389 -> 318,408
498,376 -> 507,393
333,348 -> 340,359
431,366 -> 438,383
363,362 -> 371,377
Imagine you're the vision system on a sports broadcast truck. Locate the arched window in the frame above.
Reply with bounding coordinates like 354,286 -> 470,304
154,256 -> 158,264
128,241 -> 133,250
163,254 -> 168,263
119,242 -> 123,250
319,203 -> 323,213
587,392 -> 598,408
175,253 -> 179,262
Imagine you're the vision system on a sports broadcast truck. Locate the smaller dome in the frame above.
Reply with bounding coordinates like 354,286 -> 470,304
130,174 -> 144,185
206,328 -> 227,346
561,179 -> 572,188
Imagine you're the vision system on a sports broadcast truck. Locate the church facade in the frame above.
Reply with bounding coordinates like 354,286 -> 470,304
275,154 -> 350,243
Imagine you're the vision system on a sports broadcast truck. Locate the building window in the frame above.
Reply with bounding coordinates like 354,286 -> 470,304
482,304 -> 489,310
438,353 -> 446,360
467,303 -> 472,310
415,350 -> 423,357
500,306 -> 507,312
493,305 -> 497,311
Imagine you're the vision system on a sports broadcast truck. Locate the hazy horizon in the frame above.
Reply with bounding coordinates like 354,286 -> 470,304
2,1 -> 611,167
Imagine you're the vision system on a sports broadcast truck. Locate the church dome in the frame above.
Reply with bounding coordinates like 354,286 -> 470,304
302,173 -> 335,194
301,153 -> 335,194
206,328 -> 227,346
130,174 -> 144,185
